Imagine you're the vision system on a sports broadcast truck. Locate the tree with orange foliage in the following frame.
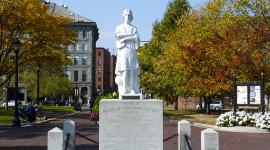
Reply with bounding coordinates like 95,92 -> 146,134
165,0 -> 270,112
0,0 -> 76,86
140,0 -> 270,113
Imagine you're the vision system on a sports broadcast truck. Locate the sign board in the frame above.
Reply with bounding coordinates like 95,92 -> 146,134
249,86 -> 261,105
237,86 -> 248,104
236,84 -> 262,105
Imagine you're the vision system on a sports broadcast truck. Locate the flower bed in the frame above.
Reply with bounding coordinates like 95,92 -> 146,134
216,111 -> 270,130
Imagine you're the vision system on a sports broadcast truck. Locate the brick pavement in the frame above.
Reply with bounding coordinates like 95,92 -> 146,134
0,111 -> 270,150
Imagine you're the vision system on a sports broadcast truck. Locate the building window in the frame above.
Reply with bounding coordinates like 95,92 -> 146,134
98,85 -> 101,90
74,56 -> 79,65
74,71 -> 78,81
82,70 -> 87,81
98,77 -> 101,81
76,44 -> 80,51
67,45 -> 73,51
66,69 -> 70,80
81,44 -> 87,51
81,87 -> 88,94
83,31 -> 87,38
82,44 -> 85,51
78,31 -> 83,38
82,57 -> 87,65
98,69 -> 102,75
98,61 -> 102,66
98,51 -> 101,56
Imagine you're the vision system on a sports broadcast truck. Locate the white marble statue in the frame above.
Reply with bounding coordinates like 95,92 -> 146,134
115,9 -> 140,95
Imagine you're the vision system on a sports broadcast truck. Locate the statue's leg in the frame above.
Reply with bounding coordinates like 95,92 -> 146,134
134,70 -> 140,93
130,70 -> 139,94
122,70 -> 129,94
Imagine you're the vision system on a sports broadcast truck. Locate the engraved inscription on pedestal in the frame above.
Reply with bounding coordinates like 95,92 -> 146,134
99,99 -> 163,150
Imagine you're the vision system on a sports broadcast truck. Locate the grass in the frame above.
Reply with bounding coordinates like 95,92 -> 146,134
164,109 -> 219,125
41,105 -> 75,113
0,105 -> 75,124
164,109 -> 198,117
0,107 -> 15,124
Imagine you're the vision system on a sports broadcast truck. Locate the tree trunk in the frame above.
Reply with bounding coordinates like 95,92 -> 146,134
205,97 -> 210,114
174,96 -> 178,110
199,97 -> 203,112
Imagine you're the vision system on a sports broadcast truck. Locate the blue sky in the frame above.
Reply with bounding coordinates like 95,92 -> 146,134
50,0 -> 208,54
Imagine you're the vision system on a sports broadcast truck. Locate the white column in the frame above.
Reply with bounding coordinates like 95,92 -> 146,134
178,120 -> 191,150
63,119 -> 76,150
201,128 -> 219,150
48,127 -> 63,150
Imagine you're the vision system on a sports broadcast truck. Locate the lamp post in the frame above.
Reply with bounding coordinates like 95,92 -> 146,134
261,72 -> 265,115
36,65 -> 40,105
232,73 -> 237,115
12,37 -> 21,127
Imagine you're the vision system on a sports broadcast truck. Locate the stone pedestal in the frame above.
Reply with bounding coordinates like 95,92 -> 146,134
201,128 -> 219,150
47,127 -> 63,150
99,99 -> 163,150
178,120 -> 191,150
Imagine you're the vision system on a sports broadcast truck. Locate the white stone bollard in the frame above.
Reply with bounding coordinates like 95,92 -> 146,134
48,127 -> 63,150
178,120 -> 191,150
201,128 -> 219,150
63,119 -> 76,150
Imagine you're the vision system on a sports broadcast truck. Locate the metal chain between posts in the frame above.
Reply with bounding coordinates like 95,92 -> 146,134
64,133 -> 70,150
76,132 -> 99,144
184,134 -> 192,150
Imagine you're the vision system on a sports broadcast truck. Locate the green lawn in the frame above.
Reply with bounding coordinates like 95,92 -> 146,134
41,105 -> 75,113
0,105 -> 75,124
0,107 -> 15,124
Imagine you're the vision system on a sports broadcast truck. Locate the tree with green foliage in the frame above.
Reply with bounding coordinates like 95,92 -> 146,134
140,0 -> 191,109
19,69 -> 72,103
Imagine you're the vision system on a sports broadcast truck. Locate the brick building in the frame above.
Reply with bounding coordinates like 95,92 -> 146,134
110,55 -> 117,92
95,48 -> 117,95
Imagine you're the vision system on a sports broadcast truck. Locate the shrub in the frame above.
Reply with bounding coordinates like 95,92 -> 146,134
216,111 -> 270,130
92,92 -> 118,113
253,112 -> 270,130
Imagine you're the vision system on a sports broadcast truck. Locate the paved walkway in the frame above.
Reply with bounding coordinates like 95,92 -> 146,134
0,111 -> 269,150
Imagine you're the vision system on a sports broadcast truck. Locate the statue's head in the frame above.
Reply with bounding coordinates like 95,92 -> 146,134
122,9 -> 133,22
